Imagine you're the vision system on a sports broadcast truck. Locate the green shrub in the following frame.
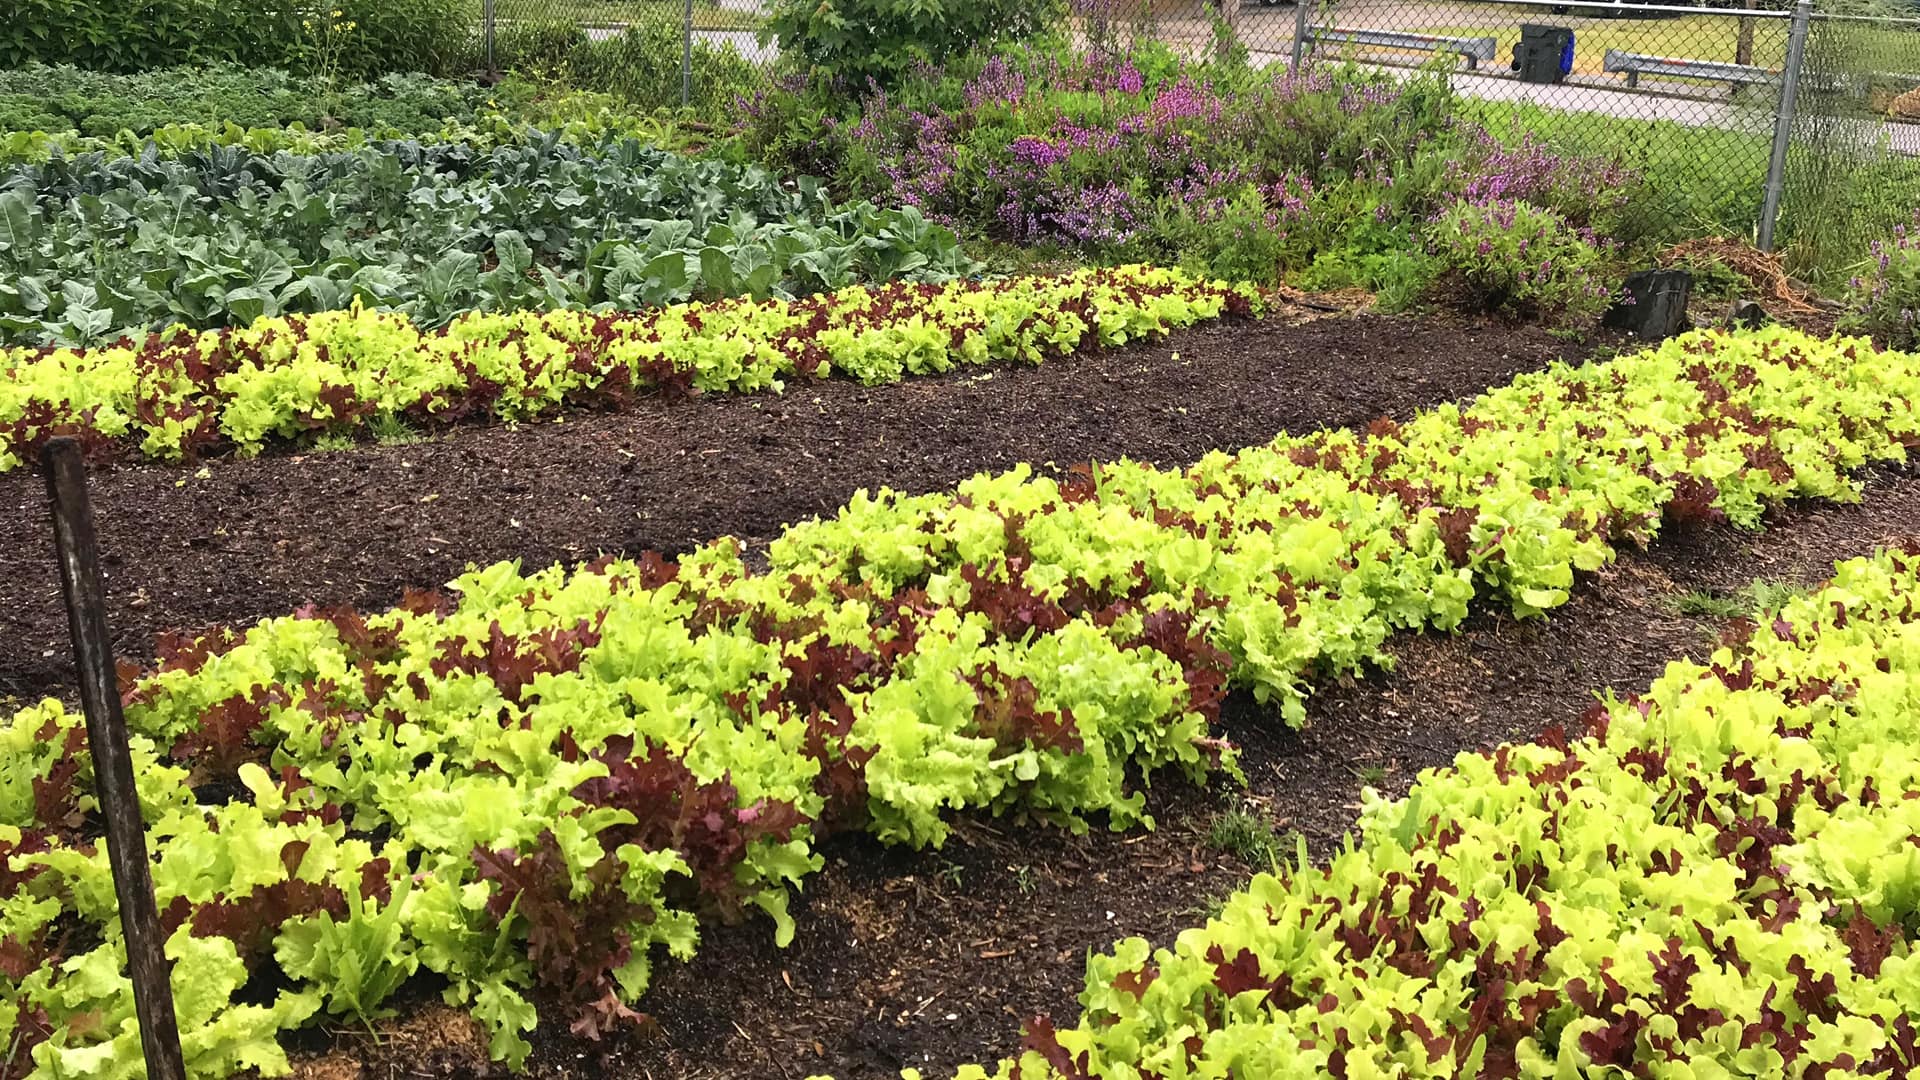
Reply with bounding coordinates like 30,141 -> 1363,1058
1165,187 -> 1306,287
0,0 -> 470,77
735,74 -> 844,181
556,21 -> 758,114
326,0 -> 473,77
1424,198 -> 1614,325
764,0 -> 1063,88
491,19 -> 589,74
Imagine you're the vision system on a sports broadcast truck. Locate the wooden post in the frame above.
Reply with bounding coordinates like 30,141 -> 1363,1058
41,438 -> 186,1080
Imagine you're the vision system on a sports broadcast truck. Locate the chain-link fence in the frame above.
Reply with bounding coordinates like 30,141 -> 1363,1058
1068,0 -> 1920,273
475,0 -> 1920,274
1784,9 -> 1920,271
476,0 -> 776,110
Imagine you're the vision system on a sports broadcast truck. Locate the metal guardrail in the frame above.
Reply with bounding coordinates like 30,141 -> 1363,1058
1600,49 -> 1917,97
1602,48 -> 1779,89
1447,0 -> 1794,19
1305,26 -> 1499,69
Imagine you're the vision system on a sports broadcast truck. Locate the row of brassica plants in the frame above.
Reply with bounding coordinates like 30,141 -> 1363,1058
0,136 -> 974,348
941,544 -> 1920,1078
3,325 -> 1916,1074
0,266 -> 1257,470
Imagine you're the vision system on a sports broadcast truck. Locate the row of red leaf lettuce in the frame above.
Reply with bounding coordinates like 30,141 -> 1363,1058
0,265 -> 1257,472
938,546 -> 1920,1079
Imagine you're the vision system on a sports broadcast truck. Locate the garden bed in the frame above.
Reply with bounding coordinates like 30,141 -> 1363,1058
283,464 -> 1920,1080
8,323 -> 1915,1076
0,310 -> 1597,701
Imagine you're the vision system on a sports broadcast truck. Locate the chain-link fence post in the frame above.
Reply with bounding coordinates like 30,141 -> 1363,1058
1759,0 -> 1813,253
482,0 -> 497,78
1291,0 -> 1311,71
681,0 -> 694,107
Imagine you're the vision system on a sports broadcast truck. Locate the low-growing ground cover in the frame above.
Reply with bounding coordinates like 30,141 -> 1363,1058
0,138 -> 971,346
0,267 -> 1252,469
2,326 -> 1914,1074
948,544 -> 1920,1078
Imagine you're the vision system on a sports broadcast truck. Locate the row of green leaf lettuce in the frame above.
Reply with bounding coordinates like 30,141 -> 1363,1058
932,545 -> 1920,1078
2,326 -> 1917,1075
0,267 -> 1257,470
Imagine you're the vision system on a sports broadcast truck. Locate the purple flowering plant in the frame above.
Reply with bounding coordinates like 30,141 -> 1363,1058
746,44 -> 1637,304
1844,210 -> 1920,349
1425,198 -> 1615,324
826,49 -> 1447,259
1443,128 -> 1643,233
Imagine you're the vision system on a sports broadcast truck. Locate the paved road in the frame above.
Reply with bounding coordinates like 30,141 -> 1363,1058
581,24 -> 778,62
1241,46 -> 1920,155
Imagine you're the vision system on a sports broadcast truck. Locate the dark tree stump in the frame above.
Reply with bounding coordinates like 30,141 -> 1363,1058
1604,270 -> 1693,340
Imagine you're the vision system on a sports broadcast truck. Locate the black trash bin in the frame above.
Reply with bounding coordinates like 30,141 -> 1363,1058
1511,24 -> 1575,84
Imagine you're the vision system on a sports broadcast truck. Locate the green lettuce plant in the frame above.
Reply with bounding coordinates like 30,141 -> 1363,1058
0,266 -> 1253,468
946,546 -> 1920,1078
5,326 -> 1918,1070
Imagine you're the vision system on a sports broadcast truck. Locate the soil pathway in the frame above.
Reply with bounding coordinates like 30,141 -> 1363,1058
0,312 -> 1596,700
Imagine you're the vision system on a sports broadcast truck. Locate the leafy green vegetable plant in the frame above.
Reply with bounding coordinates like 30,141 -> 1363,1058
4,326 -> 1917,1070
0,67 -> 701,167
0,136 -> 975,346
943,545 -> 1920,1078
0,266 -> 1253,468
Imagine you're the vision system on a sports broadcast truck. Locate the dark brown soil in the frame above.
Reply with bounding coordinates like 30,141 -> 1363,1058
0,311 -> 1598,701
287,478 -> 1920,1080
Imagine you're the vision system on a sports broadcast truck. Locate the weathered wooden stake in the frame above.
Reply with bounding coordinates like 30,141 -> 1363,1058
41,438 -> 187,1080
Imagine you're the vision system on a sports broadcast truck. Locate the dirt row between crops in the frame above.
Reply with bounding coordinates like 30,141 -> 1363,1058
278,466 -> 1920,1080
0,310 -> 1605,701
